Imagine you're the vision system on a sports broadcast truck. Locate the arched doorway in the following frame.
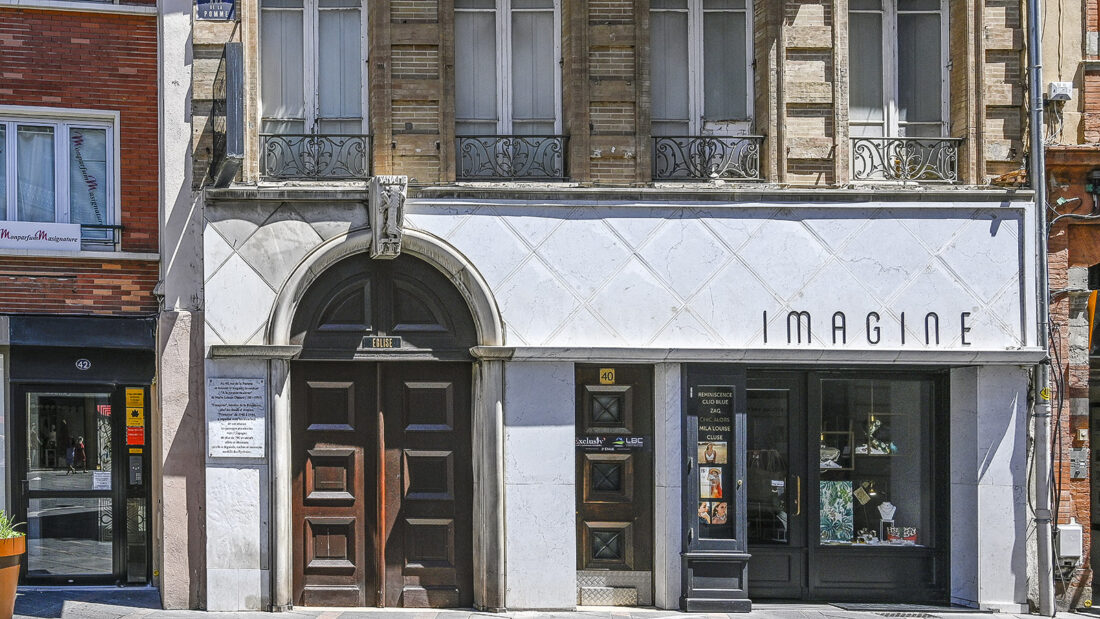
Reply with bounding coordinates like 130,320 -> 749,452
288,253 -> 478,607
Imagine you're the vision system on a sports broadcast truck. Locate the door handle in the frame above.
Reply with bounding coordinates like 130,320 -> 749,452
795,475 -> 801,516
688,527 -> 693,544
687,456 -> 693,474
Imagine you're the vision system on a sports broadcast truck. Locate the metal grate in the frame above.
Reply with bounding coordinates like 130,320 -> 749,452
652,135 -> 764,180
260,134 -> 371,179
851,136 -> 962,183
456,135 -> 568,181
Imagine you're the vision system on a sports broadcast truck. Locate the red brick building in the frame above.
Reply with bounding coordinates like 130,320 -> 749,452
0,0 -> 158,587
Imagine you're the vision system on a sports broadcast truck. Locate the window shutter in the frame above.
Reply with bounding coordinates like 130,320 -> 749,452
455,8 -> 498,135
317,4 -> 363,133
260,2 -> 306,133
511,5 -> 555,134
702,8 -> 747,122
650,8 -> 690,135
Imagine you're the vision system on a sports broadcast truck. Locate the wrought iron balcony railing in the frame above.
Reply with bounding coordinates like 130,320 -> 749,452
80,224 -> 123,251
456,135 -> 568,181
850,136 -> 962,183
260,134 -> 371,180
652,135 -> 764,181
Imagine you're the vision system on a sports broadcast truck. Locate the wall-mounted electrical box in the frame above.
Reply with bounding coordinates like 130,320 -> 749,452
1071,448 -> 1089,479
1058,519 -> 1084,566
1049,81 -> 1074,101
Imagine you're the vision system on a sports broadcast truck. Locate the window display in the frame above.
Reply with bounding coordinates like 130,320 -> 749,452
693,385 -> 734,539
818,378 -> 932,547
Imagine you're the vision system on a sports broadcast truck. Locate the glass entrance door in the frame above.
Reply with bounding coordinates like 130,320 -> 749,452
14,385 -> 149,585
746,374 -> 806,599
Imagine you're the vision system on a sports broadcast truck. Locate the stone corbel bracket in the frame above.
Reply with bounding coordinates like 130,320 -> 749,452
369,175 -> 408,259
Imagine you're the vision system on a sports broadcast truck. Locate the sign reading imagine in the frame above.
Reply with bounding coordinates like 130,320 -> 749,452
0,221 -> 81,251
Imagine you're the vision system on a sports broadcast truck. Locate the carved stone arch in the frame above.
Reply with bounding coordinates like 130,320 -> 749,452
290,252 -> 478,359
267,228 -> 503,349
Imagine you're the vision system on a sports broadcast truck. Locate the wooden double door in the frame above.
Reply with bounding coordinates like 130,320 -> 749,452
291,361 -> 473,607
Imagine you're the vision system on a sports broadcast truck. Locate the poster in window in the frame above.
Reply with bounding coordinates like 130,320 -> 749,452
698,441 -> 727,465
700,466 -> 724,499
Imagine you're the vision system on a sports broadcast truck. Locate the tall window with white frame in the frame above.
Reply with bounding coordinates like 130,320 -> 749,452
454,0 -> 565,180
849,0 -> 957,182
649,0 -> 759,180
0,116 -> 116,250
259,0 -> 368,179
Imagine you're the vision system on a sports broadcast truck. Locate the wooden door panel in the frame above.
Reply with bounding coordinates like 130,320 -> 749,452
292,362 -> 376,607
575,365 -> 654,574
382,363 -> 473,608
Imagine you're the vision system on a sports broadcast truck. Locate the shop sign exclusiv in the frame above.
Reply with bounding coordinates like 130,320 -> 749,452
0,221 -> 80,251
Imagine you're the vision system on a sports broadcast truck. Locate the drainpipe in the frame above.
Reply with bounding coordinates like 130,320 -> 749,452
1026,0 -> 1055,614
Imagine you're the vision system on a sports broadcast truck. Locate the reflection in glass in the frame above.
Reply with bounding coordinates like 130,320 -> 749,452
26,497 -> 113,576
747,389 -> 789,544
27,393 -> 112,491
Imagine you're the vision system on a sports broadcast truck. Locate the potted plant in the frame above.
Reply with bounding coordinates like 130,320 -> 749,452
0,511 -> 25,619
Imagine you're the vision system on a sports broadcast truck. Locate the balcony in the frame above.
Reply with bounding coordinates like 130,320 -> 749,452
652,135 -> 764,181
260,134 -> 372,180
850,136 -> 962,183
456,135 -> 568,181
80,224 -> 123,251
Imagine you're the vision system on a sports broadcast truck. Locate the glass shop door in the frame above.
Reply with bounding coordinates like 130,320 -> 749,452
13,384 -> 150,585
745,373 -> 807,599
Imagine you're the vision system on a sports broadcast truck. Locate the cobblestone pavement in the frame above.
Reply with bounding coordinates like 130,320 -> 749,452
10,589 -> 1050,619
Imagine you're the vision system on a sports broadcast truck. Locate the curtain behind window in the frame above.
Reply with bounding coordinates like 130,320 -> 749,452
650,4 -> 689,136
68,127 -> 108,226
897,9 -> 942,136
16,125 -> 54,223
702,7 -> 747,123
261,0 -> 306,133
455,5 -> 498,135
318,0 -> 363,133
848,10 -> 884,137
511,4 -> 555,134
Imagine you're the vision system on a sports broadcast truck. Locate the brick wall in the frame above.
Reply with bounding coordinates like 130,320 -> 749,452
1047,150 -> 1100,608
0,257 -> 158,315
0,8 -> 159,253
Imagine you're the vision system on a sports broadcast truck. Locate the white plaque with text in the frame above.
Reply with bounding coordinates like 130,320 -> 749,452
207,377 -> 266,458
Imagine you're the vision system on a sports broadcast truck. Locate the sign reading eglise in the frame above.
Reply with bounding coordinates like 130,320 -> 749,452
765,310 -> 973,346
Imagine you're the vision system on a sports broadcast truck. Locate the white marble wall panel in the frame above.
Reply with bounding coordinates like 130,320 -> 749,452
652,363 -> 682,609
503,361 -> 576,608
202,199 -> 1034,351
205,359 -> 271,611
950,366 -> 1028,612
405,201 -> 1033,351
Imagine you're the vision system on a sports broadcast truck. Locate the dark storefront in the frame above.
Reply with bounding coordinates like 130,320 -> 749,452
7,315 -> 154,585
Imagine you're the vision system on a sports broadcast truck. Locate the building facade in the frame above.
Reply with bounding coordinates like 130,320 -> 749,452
158,0 -> 1039,612
0,0 -> 159,588
1040,0 -> 1100,610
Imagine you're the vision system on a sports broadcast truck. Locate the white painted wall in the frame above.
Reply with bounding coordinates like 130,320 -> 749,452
204,358 -> 271,611
502,361 -> 576,609
950,365 -> 1029,612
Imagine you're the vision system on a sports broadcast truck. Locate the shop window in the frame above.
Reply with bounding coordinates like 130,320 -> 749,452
818,378 -> 934,547
0,114 -> 117,250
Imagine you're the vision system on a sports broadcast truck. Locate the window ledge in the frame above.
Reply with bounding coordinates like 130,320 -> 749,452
0,249 -> 157,261
0,0 -> 156,14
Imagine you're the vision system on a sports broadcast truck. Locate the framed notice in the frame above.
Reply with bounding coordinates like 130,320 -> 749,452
207,377 -> 266,458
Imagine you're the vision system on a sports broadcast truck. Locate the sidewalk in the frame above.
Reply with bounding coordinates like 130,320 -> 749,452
10,589 -> 1047,619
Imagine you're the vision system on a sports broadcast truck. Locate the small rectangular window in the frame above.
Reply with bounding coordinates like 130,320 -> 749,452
0,114 -> 116,250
